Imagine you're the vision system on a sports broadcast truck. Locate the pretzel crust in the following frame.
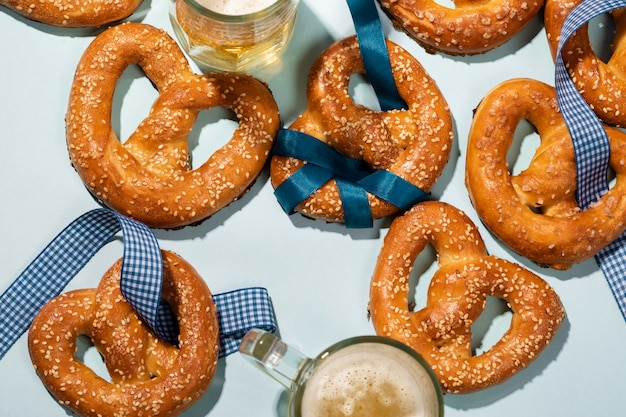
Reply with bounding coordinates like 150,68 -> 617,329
369,201 -> 565,394
66,23 -> 279,228
0,0 -> 142,27
545,0 -> 626,127
28,250 -> 219,417
270,35 -> 452,223
466,78 -> 626,270
377,0 -> 544,56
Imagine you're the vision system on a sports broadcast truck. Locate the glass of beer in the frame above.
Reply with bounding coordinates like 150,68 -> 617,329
169,0 -> 299,72
239,329 -> 444,417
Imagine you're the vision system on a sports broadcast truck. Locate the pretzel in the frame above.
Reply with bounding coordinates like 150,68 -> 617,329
369,201 -> 565,394
376,0 -> 544,56
545,0 -> 626,127
465,78 -> 626,270
66,23 -> 280,228
270,35 -> 452,224
0,0 -> 142,27
28,250 -> 219,417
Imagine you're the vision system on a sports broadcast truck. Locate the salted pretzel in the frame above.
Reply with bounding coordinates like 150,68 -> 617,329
270,35 -> 452,224
66,23 -> 280,228
28,250 -> 219,417
1,0 -> 142,27
545,0 -> 626,127
466,78 -> 626,270
376,0 -> 544,55
369,201 -> 565,394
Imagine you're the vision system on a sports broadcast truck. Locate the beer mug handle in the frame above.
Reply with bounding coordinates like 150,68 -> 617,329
239,328 -> 309,389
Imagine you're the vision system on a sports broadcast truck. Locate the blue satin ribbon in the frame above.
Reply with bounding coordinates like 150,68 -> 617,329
554,0 -> 626,319
273,0 -> 419,227
346,0 -> 407,111
273,129 -> 428,228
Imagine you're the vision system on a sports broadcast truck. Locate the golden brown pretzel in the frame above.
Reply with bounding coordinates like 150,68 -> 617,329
377,0 -> 544,55
66,23 -> 280,228
465,78 -> 626,270
369,201 -> 565,394
270,35 -> 452,224
545,1 -> 626,127
28,250 -> 219,417
1,0 -> 142,27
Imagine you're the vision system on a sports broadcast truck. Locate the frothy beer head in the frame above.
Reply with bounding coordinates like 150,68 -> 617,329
195,0 -> 277,15
299,342 -> 440,417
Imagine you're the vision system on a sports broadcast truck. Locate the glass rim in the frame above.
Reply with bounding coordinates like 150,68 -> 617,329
181,0 -> 296,22
309,335 -> 445,417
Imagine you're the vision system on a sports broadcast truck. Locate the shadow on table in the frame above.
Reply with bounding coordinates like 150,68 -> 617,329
179,358 -> 227,417
445,316 -> 571,410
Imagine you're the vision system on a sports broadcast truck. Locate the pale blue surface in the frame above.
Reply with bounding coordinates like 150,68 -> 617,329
0,1 -> 624,416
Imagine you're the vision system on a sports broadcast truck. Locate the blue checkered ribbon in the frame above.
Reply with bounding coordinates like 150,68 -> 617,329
215,287 -> 276,357
273,0 -> 423,228
554,0 -> 626,319
0,208 -> 277,360
273,129 -> 429,228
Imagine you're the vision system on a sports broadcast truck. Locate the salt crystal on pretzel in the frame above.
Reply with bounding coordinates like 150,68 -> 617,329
66,23 -> 280,228
377,0 -> 544,56
545,0 -> 626,127
466,78 -> 626,270
270,35 -> 452,224
28,251 -> 219,417
1,0 -> 142,27
369,201 -> 565,394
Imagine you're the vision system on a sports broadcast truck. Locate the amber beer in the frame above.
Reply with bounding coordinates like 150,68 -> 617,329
296,342 -> 440,417
238,330 -> 443,417
170,0 -> 298,72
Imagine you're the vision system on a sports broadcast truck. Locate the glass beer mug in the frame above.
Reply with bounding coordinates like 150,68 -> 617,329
239,329 -> 444,417
169,0 -> 299,72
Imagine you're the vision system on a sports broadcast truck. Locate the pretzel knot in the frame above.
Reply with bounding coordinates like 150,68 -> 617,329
376,0 -> 545,56
66,23 -> 280,229
0,0 -> 142,27
369,201 -> 565,394
466,78 -> 626,270
270,35 -> 452,224
28,250 -> 219,417
545,0 -> 626,127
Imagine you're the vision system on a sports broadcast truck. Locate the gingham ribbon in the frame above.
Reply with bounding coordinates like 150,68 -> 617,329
0,208 -> 276,360
215,287 -> 276,357
273,0 -> 425,228
555,0 -> 626,319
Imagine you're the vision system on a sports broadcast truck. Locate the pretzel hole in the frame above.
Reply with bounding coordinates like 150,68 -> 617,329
349,73 -> 382,112
188,107 -> 239,168
75,334 -> 112,382
507,119 -> 539,177
432,0 -> 455,8
112,65 -> 159,143
407,243 -> 438,312
609,166 -> 618,190
507,119 -> 542,214
470,296 -> 512,355
588,13 -> 616,64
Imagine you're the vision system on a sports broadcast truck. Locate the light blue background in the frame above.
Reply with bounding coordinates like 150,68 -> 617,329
0,1 -> 624,416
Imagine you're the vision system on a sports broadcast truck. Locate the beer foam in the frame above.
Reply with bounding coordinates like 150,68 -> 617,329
300,343 -> 436,417
195,0 -> 277,15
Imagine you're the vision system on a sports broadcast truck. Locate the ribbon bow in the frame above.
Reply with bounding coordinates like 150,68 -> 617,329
0,208 -> 276,360
273,130 -> 428,228
273,0 -> 426,228
554,0 -> 626,319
